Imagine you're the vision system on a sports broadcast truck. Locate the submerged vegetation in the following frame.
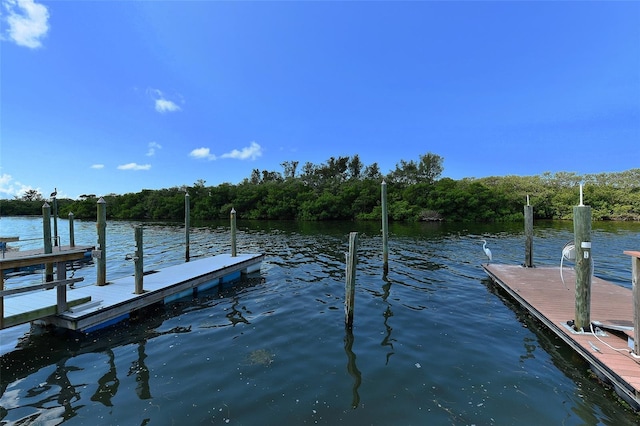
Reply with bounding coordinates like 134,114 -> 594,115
2,153 -> 640,222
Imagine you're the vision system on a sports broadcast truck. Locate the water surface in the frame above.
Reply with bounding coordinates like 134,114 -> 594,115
1,216 -> 639,425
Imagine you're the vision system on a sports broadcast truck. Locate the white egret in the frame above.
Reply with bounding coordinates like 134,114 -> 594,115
481,239 -> 492,261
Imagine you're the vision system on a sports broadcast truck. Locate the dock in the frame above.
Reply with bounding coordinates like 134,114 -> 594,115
1,251 -> 263,333
483,263 -> 640,410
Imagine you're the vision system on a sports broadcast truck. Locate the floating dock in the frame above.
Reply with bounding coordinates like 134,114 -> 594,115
483,263 -> 639,410
3,253 -> 263,334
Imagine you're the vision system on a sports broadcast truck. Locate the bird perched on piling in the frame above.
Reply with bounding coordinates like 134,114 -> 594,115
50,188 -> 57,198
481,239 -> 492,261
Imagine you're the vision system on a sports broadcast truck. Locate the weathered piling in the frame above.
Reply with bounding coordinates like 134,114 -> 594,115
381,180 -> 389,273
42,202 -> 53,282
231,208 -> 237,257
134,225 -> 144,294
56,260 -> 67,312
52,195 -> 58,247
96,197 -> 107,286
68,212 -> 75,247
185,192 -> 190,262
524,195 -> 534,267
573,184 -> 592,331
623,251 -> 640,357
345,232 -> 358,329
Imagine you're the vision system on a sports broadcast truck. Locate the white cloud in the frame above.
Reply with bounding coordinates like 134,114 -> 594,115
2,0 -> 50,49
91,164 -> 105,169
189,147 -> 216,160
0,173 -> 39,198
147,141 -> 162,156
117,163 -> 151,171
220,141 -> 263,160
189,142 -> 263,162
148,88 -> 181,113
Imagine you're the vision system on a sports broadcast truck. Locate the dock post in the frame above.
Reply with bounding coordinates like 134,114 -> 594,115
573,185 -> 592,332
68,212 -> 75,248
134,225 -> 144,294
524,195 -> 534,267
42,202 -> 53,282
96,197 -> 107,286
0,270 -> 4,328
52,195 -> 58,247
345,232 -> 358,329
623,251 -> 640,357
185,192 -> 190,262
231,208 -> 237,257
56,260 -> 68,312
381,180 -> 389,274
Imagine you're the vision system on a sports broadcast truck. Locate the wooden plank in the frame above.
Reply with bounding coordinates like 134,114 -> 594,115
0,248 -> 90,270
483,264 -> 640,410
0,277 -> 84,297
2,296 -> 92,329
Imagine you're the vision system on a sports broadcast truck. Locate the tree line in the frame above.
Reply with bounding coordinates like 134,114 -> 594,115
2,153 -> 639,222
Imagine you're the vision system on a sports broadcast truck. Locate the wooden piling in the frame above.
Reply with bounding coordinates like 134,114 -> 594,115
623,251 -> 640,357
231,208 -> 237,257
524,196 -> 534,268
96,197 -> 107,286
573,203 -> 592,331
345,232 -> 358,329
52,196 -> 58,246
56,260 -> 67,312
185,192 -> 190,262
68,212 -> 75,247
42,202 -> 53,282
134,225 -> 144,294
381,180 -> 389,273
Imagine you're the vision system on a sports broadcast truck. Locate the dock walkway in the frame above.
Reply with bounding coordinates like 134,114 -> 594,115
5,253 -> 263,333
483,264 -> 639,410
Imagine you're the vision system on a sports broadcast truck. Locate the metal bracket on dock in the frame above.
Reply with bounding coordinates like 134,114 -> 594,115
91,249 -> 102,259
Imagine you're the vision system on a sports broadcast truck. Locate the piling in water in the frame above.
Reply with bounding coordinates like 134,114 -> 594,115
573,203 -> 592,331
524,199 -> 534,267
96,197 -> 107,286
231,208 -> 237,257
42,202 -> 53,282
381,180 -> 389,274
345,232 -> 358,329
185,193 -> 190,262
134,225 -> 144,294
68,212 -> 75,247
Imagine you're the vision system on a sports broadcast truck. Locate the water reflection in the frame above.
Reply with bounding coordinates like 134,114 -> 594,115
343,329 -> 361,409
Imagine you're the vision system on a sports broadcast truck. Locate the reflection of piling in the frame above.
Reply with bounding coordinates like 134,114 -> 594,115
345,232 -> 358,329
42,202 -> 53,282
343,330 -> 362,409
573,185 -> 592,331
381,180 -> 389,274
231,208 -> 237,257
68,212 -> 75,247
96,197 -> 107,286
185,193 -> 190,262
134,226 -> 144,294
524,196 -> 533,267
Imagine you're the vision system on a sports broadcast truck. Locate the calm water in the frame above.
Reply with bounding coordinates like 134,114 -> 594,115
1,216 -> 639,425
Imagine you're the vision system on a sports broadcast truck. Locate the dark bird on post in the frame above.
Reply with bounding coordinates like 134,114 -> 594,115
50,188 -> 57,198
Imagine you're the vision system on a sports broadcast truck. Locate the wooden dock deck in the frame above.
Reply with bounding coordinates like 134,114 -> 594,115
4,253 -> 263,333
483,263 -> 640,410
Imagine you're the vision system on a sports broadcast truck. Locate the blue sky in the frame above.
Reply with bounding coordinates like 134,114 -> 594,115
1,0 -> 638,199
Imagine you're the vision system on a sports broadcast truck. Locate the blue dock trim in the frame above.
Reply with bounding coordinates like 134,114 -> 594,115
38,253 -> 264,333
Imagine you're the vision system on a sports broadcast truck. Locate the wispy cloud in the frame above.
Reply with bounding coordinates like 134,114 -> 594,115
91,164 -> 105,169
117,163 -> 151,171
147,141 -> 162,156
189,142 -> 263,162
220,141 -> 263,160
0,173 -> 39,198
148,89 -> 181,113
2,0 -> 50,49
